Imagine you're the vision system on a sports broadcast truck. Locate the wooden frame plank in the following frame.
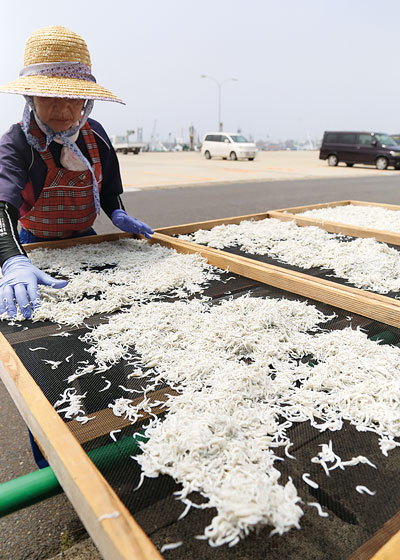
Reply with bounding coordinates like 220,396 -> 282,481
349,200 -> 400,211
349,511 -> 400,559
154,211 -> 270,236
268,211 -> 400,245
371,532 -> 400,560
22,231 -> 133,251
0,333 -> 161,560
270,200 -> 351,214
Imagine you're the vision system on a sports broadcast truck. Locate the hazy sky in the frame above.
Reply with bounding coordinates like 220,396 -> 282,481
0,0 -> 399,143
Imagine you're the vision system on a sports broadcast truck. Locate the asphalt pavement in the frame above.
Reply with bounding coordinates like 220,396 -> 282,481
102,172 -> 400,232
1,171 -> 400,560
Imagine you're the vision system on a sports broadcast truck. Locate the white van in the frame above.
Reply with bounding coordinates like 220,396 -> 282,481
201,132 -> 257,161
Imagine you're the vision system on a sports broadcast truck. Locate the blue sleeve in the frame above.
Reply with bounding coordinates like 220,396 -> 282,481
0,124 -> 31,211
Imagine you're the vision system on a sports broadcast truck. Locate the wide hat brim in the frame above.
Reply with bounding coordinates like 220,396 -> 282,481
0,75 -> 124,103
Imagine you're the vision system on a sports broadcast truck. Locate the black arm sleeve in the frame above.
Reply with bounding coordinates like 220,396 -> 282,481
0,201 -> 26,266
100,192 -> 125,217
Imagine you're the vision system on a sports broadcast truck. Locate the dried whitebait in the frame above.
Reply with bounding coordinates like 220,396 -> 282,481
97,511 -> 120,521
307,502 -> 328,518
379,436 -> 400,456
74,415 -> 95,424
79,294 -> 400,546
160,542 -> 183,553
37,235 -> 400,548
110,429 -> 121,442
302,473 -> 319,489
356,485 -> 376,496
311,440 -> 342,475
41,359 -> 62,370
54,388 -> 86,419
4,238 -> 221,324
340,456 -> 376,469
118,385 -> 136,393
298,204 -> 400,233
98,378 -> 112,392
181,218 -> 400,294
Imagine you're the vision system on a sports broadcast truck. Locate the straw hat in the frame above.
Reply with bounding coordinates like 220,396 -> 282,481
0,26 -> 123,103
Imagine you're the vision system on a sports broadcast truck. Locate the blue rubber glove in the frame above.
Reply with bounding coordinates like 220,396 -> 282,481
0,255 -> 68,319
111,209 -> 154,239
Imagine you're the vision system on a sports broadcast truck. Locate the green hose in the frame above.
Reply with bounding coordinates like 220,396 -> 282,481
0,433 -> 147,518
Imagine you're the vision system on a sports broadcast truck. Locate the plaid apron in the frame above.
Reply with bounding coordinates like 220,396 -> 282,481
19,118 -> 102,238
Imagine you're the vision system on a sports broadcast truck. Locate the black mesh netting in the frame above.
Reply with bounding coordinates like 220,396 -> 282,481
178,233 -> 400,300
2,266 -> 400,560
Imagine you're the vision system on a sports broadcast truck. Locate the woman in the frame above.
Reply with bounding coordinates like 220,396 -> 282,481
0,25 -> 153,319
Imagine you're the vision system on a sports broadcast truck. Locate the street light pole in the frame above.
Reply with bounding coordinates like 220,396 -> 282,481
201,75 -> 238,132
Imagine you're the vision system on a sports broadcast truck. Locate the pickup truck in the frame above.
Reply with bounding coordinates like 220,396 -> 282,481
110,135 -> 146,155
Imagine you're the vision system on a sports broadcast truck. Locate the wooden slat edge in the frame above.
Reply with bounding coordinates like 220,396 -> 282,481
349,200 -> 400,211
268,200 -> 351,214
150,233 -> 400,328
268,211 -> 400,246
23,232 -> 133,252
0,333 -> 161,560
349,511 -> 400,560
154,211 -> 270,235
370,531 -> 400,560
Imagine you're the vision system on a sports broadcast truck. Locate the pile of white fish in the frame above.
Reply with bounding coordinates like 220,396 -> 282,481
19,239 -> 219,324
81,295 -> 400,546
298,203 -> 400,232
180,218 -> 400,293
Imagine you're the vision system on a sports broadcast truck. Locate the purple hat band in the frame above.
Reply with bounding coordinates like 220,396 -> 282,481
19,61 -> 96,82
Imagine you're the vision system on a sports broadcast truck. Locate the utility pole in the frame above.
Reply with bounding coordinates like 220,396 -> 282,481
189,125 -> 194,151
200,75 -> 238,131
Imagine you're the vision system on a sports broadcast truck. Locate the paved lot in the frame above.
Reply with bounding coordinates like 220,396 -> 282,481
118,150 -> 398,190
1,153 -> 400,560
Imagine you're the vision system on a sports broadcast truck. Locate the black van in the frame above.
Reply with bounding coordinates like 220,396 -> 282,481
319,131 -> 400,170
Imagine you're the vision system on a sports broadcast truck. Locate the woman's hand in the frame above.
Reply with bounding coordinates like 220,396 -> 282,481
111,209 -> 154,239
0,255 -> 68,319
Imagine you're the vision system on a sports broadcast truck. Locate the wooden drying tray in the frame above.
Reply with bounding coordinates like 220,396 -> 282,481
267,199 -> 400,246
1,230 -> 399,560
151,227 -> 400,329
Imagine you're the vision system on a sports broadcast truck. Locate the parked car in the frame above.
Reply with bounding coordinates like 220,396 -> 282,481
319,131 -> 400,170
201,133 -> 257,161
